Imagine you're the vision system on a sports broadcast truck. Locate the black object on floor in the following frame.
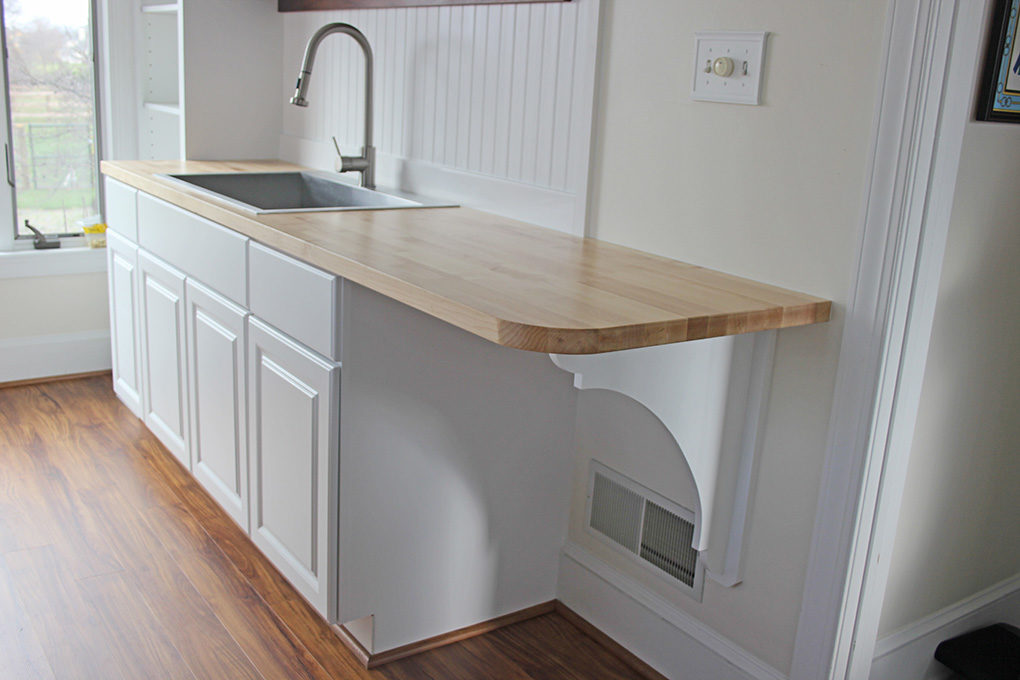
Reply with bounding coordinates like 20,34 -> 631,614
934,623 -> 1020,680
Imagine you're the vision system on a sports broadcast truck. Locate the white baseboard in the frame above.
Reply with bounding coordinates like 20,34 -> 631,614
870,573 -> 1020,680
558,542 -> 787,680
0,330 -> 112,383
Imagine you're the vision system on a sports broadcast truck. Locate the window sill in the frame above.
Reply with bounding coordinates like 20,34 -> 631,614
0,247 -> 107,280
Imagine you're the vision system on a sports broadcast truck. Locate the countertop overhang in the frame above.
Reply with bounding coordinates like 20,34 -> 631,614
101,159 -> 831,354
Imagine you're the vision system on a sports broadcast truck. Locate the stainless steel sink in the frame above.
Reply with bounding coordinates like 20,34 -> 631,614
160,171 -> 456,214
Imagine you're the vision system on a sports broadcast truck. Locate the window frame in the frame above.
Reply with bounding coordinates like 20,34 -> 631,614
0,0 -> 105,249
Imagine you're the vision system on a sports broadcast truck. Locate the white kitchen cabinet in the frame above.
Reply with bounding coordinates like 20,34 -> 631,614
131,0 -> 280,161
247,316 -> 339,619
106,230 -> 144,418
106,186 -> 342,620
186,278 -> 249,530
138,249 -> 190,468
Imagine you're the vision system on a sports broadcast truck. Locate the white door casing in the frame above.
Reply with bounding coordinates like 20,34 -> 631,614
789,1 -> 986,678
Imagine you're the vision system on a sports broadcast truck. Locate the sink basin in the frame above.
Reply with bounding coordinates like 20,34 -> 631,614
160,171 -> 456,214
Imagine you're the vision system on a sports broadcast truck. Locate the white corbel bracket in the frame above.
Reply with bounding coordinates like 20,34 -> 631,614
551,330 -> 776,586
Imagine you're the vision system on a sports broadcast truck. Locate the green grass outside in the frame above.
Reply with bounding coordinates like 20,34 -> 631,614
9,89 -> 98,229
17,188 -> 96,211
6,61 -> 101,235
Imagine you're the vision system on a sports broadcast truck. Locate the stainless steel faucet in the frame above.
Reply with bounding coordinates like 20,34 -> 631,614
291,23 -> 376,190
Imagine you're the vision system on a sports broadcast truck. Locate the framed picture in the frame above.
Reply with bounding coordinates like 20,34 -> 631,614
978,0 -> 1020,122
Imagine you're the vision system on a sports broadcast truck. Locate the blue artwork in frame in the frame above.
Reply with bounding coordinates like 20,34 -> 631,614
978,0 -> 1020,122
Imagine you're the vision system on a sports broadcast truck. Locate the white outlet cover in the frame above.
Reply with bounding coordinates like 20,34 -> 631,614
691,31 -> 768,106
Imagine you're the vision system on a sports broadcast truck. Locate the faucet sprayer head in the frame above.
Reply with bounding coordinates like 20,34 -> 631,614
291,72 -> 311,107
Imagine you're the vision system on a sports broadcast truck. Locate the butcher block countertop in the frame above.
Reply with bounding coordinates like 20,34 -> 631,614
101,160 -> 831,355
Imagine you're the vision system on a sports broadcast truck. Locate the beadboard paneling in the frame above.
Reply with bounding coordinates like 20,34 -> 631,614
279,1 -> 569,10
279,1 -> 599,233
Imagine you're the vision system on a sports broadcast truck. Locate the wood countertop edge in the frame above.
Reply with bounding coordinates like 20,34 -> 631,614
508,299 -> 833,355
101,161 -> 832,355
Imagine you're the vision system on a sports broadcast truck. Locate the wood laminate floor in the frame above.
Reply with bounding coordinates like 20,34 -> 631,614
0,375 -> 649,680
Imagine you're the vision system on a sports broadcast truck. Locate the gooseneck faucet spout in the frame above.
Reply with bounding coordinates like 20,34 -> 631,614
291,23 -> 375,189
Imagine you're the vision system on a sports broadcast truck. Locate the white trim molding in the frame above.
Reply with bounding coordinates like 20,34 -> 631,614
0,247 -> 108,279
870,574 -> 1020,680
789,1 -> 989,679
559,542 -> 786,680
0,330 -> 112,384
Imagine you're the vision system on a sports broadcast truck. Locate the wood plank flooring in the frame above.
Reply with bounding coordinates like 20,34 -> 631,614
0,375 -> 649,680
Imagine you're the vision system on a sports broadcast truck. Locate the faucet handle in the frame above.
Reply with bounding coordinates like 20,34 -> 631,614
331,137 -> 346,173
330,136 -> 370,176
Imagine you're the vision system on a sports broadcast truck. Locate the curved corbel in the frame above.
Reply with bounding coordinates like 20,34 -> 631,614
551,330 -> 776,585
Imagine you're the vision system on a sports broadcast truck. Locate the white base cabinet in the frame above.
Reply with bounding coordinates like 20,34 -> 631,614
107,185 -> 343,619
106,230 -> 144,418
186,279 -> 249,530
248,317 -> 339,620
138,249 -> 190,469
105,184 -> 583,652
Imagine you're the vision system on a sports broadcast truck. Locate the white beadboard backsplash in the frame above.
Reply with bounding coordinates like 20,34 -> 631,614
279,1 -> 600,234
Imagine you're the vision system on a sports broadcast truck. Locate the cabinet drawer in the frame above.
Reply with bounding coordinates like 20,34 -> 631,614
248,242 -> 341,361
104,178 -> 138,242
137,192 -> 248,306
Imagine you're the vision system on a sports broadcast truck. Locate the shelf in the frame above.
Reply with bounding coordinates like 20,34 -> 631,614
141,11 -> 179,116
141,3 -> 179,14
142,101 -> 180,116
139,110 -> 181,161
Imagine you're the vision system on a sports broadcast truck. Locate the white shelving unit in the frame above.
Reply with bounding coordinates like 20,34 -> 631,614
121,0 -> 282,161
139,2 -> 182,160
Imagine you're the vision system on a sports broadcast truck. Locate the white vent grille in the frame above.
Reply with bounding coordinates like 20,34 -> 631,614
590,471 -> 644,553
586,462 -> 702,595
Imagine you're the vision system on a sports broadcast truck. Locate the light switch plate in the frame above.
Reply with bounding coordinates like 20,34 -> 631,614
691,31 -> 768,106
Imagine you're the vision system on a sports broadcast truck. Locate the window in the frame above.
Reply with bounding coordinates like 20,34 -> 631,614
0,0 -> 102,244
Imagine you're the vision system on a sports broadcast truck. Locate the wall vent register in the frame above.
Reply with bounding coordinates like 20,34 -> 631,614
586,461 -> 703,597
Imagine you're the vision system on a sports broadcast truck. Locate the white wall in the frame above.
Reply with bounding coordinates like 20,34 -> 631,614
568,0 -> 891,674
0,274 -> 108,340
0,272 -> 110,382
0,0 -> 127,383
876,118 -> 1020,637
338,283 -> 577,652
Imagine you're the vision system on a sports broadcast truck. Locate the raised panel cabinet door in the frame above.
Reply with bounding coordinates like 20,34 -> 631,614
138,249 -> 190,469
106,230 -> 143,418
248,316 -> 339,620
186,279 -> 249,530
